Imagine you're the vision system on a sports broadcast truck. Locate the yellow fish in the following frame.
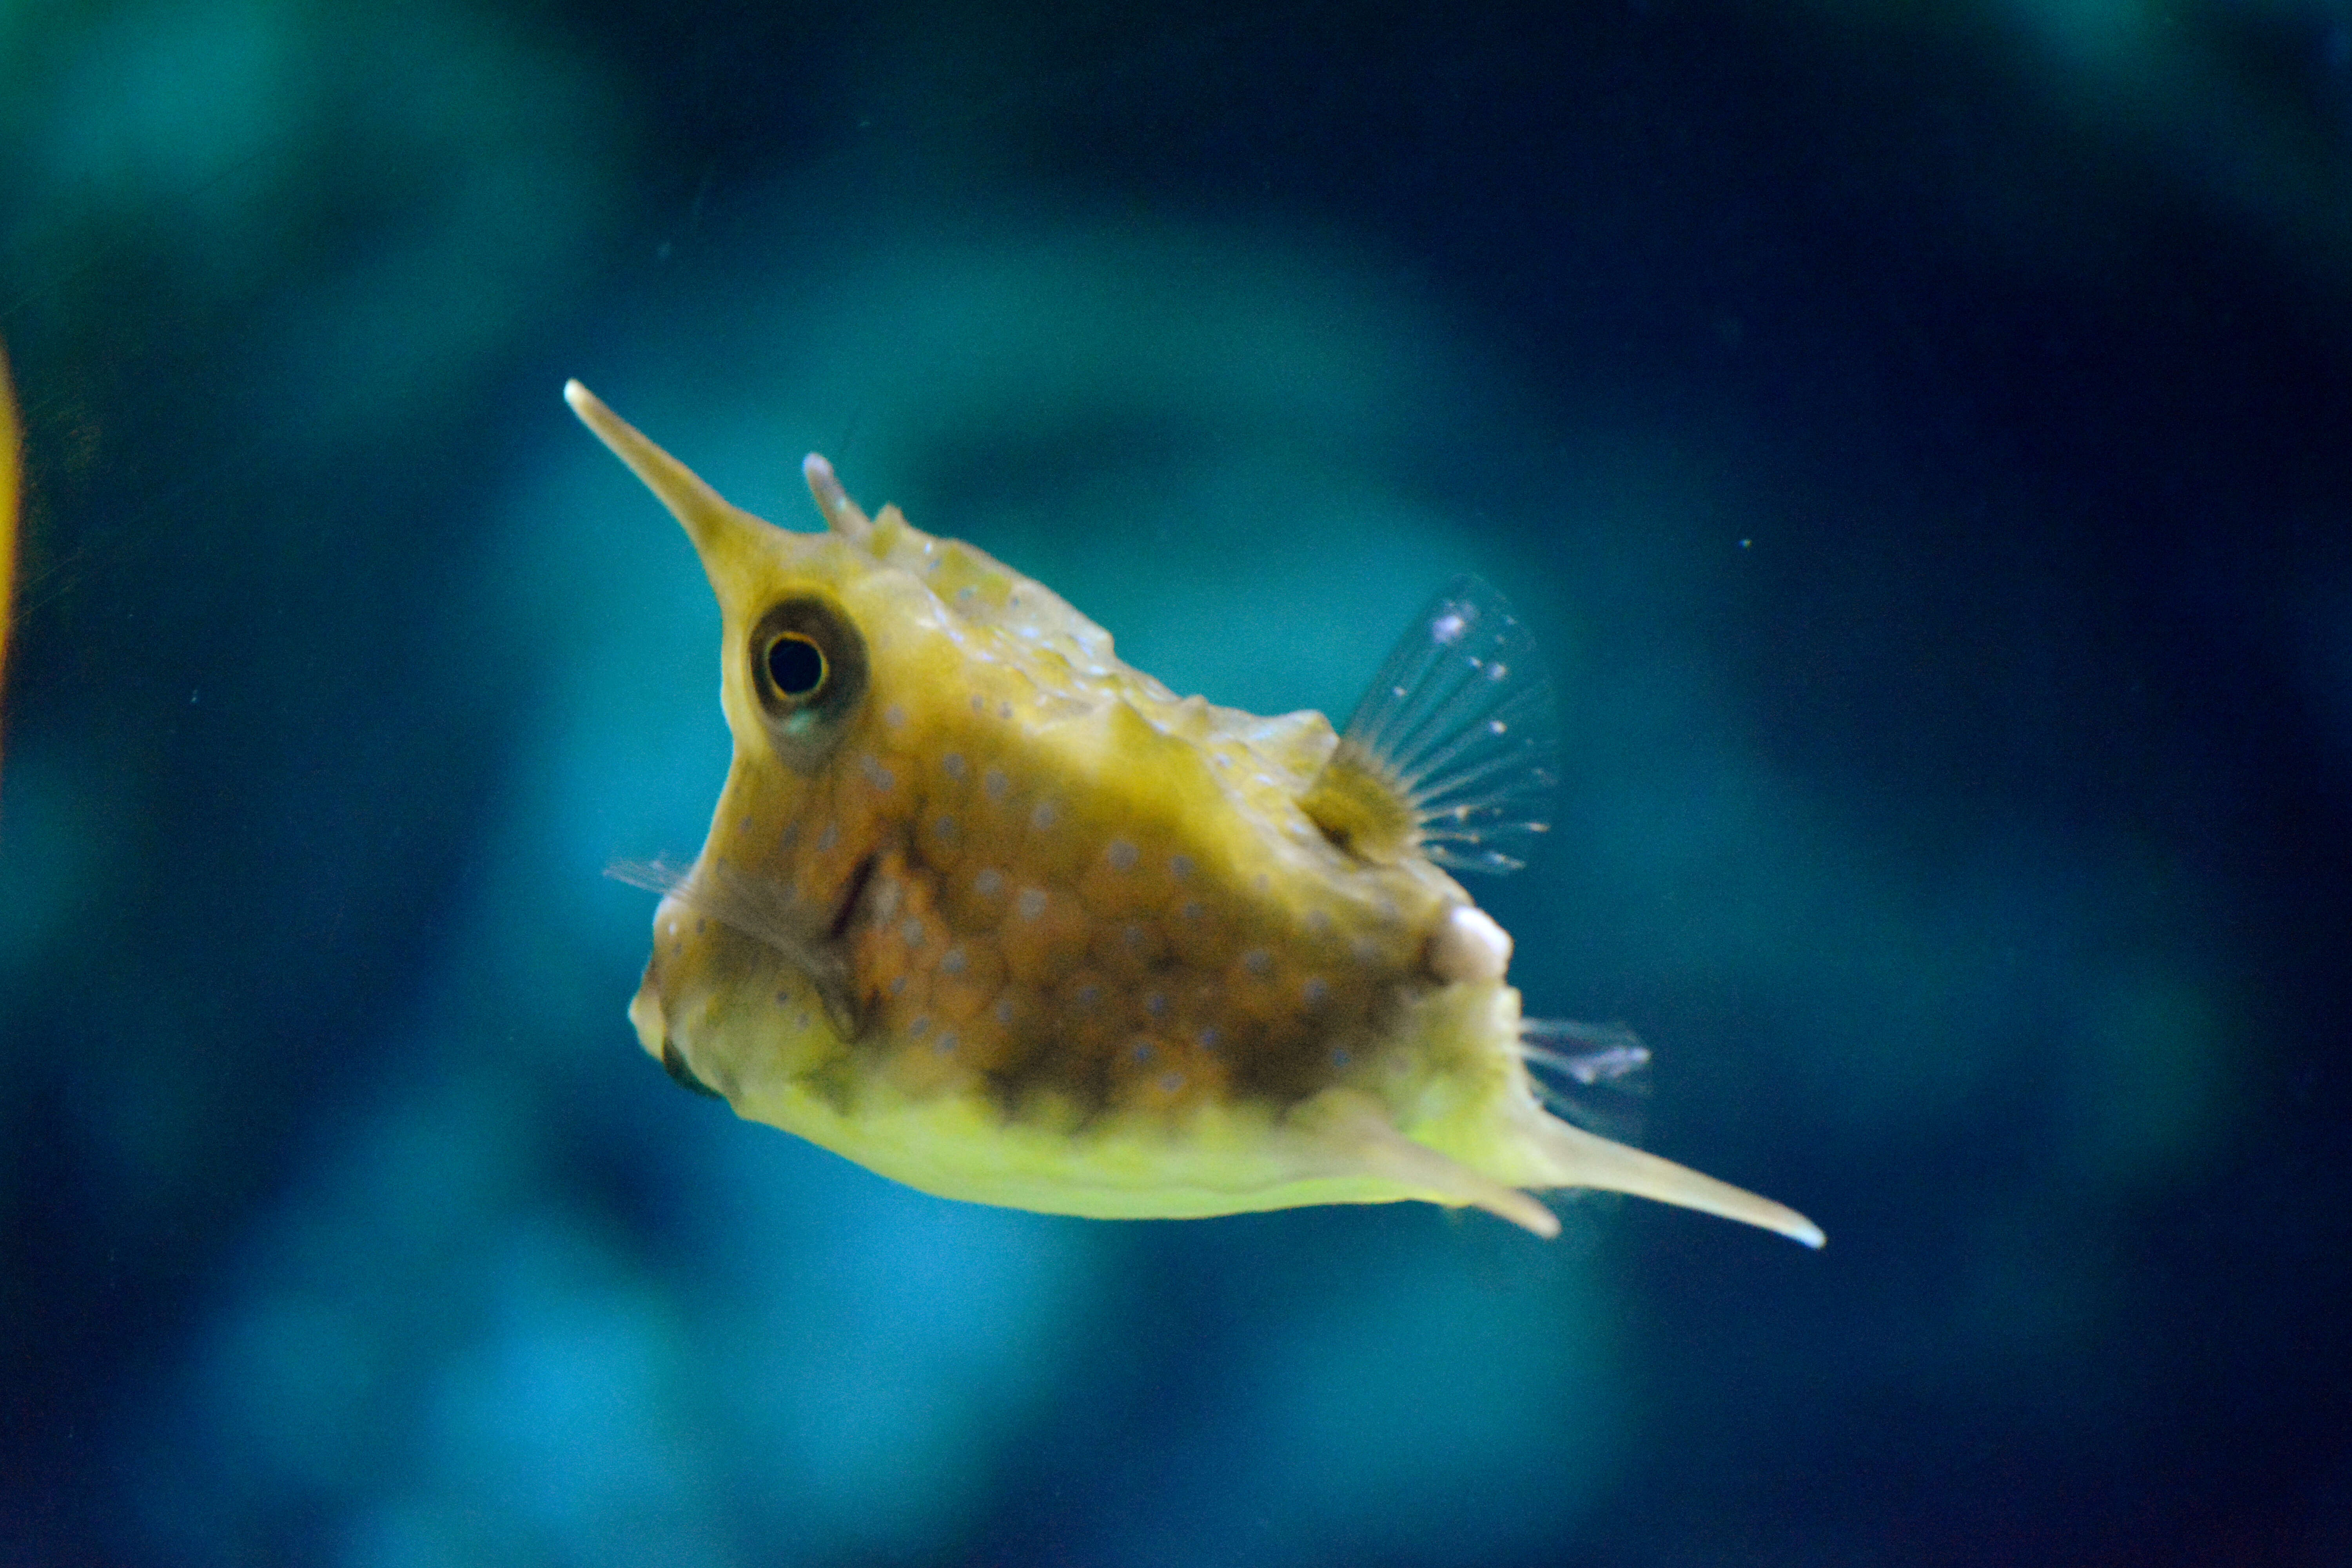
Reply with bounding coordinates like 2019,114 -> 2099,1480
567,381 -> 1822,1247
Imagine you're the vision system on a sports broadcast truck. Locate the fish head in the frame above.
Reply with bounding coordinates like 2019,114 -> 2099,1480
566,385 -> 996,1085
566,382 -> 1240,1105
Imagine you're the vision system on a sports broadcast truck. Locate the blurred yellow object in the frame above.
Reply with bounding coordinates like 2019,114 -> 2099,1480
0,339 -> 16,782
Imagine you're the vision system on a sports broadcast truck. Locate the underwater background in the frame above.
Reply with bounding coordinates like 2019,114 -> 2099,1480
4,2 -> 2351,1563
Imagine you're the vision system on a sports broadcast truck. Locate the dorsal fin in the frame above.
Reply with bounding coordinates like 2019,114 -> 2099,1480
1301,576 -> 1560,874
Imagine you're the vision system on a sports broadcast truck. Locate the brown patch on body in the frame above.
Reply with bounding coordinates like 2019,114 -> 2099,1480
832,780 -> 1409,1119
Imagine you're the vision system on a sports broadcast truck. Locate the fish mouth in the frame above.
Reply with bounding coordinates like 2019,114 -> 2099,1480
660,1038 -> 725,1098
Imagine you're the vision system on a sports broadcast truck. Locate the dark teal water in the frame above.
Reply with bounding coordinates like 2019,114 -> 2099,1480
4,4 -> 2350,1564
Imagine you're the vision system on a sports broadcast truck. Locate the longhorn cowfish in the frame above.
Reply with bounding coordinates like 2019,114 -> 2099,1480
567,381 -> 1821,1247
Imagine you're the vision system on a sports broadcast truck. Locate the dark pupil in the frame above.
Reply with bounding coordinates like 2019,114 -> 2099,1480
767,634 -> 826,697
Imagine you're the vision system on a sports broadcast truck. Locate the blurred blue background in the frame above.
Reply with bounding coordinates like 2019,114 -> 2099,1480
4,2 -> 2350,1563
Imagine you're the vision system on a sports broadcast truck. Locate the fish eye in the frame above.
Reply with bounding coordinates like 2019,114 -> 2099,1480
746,593 -> 868,769
765,631 -> 827,697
